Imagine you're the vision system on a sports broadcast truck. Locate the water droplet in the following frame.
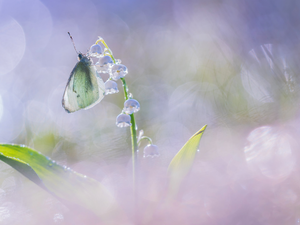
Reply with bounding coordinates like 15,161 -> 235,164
197,149 -> 200,152
53,213 -> 64,223
110,64 -> 128,80
20,144 -> 25,148
116,113 -> 131,128
128,93 -> 133,99
135,123 -> 138,130
115,59 -> 122,64
123,99 -> 140,114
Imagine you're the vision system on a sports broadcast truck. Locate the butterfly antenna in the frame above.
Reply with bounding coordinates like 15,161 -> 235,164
68,32 -> 79,54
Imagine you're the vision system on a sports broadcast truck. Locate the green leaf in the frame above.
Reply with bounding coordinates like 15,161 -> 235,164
167,125 -> 207,199
0,144 -> 126,223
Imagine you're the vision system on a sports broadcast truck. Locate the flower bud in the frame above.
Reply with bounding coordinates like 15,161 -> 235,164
143,144 -> 159,158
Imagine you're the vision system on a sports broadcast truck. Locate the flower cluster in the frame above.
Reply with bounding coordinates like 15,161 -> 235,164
88,37 -> 158,158
89,42 -> 128,95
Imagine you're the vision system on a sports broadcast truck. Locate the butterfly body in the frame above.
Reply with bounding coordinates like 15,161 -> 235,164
62,53 -> 105,113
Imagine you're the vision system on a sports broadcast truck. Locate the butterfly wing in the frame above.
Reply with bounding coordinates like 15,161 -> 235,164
62,57 -> 105,113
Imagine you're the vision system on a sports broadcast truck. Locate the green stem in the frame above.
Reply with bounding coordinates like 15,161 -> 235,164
121,79 -> 137,186
96,37 -> 138,187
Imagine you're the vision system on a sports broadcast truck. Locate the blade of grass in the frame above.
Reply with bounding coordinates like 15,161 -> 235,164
0,154 -> 48,190
0,144 -> 126,224
167,125 -> 207,200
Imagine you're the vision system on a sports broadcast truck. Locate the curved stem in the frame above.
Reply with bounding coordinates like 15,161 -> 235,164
96,38 -> 116,62
137,136 -> 153,146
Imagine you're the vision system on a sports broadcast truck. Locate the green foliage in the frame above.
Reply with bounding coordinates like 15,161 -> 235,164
0,144 -> 125,222
167,125 -> 207,199
0,123 -> 207,222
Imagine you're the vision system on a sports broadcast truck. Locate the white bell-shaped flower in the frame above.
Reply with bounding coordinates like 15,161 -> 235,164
105,80 -> 119,95
89,44 -> 103,58
143,144 -> 159,158
123,99 -> 140,114
110,64 -> 128,80
116,113 -> 131,128
96,55 -> 114,73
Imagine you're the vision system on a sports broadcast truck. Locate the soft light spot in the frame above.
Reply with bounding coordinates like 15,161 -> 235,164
0,17 -> 26,75
244,126 -> 296,181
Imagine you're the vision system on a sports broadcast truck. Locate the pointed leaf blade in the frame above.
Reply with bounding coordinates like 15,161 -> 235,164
0,144 -> 126,222
167,125 -> 207,198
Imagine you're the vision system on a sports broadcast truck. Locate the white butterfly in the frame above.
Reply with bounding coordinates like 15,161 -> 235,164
62,34 -> 105,113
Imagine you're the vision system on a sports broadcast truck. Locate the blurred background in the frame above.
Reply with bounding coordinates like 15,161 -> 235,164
1,0 -> 300,224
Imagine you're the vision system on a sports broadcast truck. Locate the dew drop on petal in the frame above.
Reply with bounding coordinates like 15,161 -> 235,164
110,64 -> 128,80
123,99 -> 140,114
105,80 -> 119,95
89,44 -> 103,58
143,144 -> 159,158
115,59 -> 122,64
116,113 -> 131,128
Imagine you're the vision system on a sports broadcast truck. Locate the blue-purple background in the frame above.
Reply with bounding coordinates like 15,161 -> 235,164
0,0 -> 300,224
